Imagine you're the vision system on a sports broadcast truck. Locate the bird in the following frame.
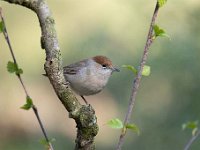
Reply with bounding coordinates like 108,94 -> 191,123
63,55 -> 119,104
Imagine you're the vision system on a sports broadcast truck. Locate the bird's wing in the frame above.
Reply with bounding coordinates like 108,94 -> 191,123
63,60 -> 87,75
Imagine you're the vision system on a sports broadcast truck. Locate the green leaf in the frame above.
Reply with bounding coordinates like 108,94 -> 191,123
21,96 -> 33,110
182,121 -> 198,130
123,65 -> 151,76
26,96 -> 33,105
158,0 -> 167,7
7,61 -> 18,73
0,21 -> 4,33
182,121 -> 199,136
122,65 -> 137,75
142,65 -> 151,76
7,61 -> 23,75
192,127 -> 198,136
107,118 -> 123,129
16,68 -> 23,74
153,25 -> 170,39
40,138 -> 56,146
126,123 -> 140,135
20,104 -> 29,110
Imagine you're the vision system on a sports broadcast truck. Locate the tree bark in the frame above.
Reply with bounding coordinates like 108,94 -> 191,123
1,0 -> 98,149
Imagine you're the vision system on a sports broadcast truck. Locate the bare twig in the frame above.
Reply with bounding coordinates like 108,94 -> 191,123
0,8 -> 54,150
184,130 -> 200,150
116,2 -> 160,150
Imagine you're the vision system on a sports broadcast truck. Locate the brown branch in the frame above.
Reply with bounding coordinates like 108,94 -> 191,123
184,130 -> 200,150
0,7 -> 54,150
116,2 -> 160,150
1,0 -> 98,149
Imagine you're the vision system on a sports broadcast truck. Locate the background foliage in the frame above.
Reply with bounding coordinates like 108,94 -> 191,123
0,0 -> 200,149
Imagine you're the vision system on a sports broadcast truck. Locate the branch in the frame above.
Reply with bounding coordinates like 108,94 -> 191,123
184,130 -> 200,150
116,2 -> 160,150
0,7 -> 54,150
1,0 -> 98,149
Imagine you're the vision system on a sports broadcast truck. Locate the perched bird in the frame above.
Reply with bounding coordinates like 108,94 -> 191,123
63,55 -> 119,104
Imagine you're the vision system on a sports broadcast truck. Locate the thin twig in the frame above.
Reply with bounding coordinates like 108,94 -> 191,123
32,105 -> 54,150
116,2 -> 160,150
0,8 -> 54,150
184,130 -> 200,150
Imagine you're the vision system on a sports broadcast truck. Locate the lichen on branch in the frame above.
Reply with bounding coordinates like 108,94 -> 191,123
1,0 -> 98,149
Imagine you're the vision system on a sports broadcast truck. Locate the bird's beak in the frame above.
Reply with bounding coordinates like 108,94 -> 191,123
111,67 -> 120,72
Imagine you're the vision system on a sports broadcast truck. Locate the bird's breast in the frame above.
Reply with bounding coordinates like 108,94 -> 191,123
65,68 -> 109,96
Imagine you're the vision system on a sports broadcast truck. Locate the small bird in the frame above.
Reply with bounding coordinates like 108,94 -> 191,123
63,55 -> 119,104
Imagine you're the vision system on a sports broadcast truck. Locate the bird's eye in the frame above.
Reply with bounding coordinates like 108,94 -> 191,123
102,64 -> 107,68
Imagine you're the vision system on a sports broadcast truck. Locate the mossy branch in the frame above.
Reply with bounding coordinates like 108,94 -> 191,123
1,0 -> 98,149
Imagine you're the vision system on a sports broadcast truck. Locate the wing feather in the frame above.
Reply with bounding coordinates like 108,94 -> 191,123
63,60 -> 87,75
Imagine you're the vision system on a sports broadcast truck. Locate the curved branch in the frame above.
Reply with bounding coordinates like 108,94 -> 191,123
1,0 -> 98,149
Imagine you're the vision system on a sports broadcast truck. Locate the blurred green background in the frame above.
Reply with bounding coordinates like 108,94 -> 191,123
0,0 -> 200,149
